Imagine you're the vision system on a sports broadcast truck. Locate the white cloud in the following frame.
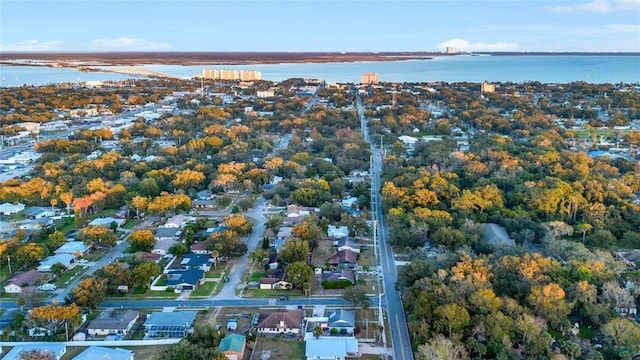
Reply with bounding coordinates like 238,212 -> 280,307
437,38 -> 519,52
0,40 -> 63,52
545,0 -> 640,13
603,23 -> 640,33
89,37 -> 171,51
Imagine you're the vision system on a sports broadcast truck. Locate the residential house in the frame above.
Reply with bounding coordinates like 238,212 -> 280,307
152,238 -> 178,255
334,237 -> 360,253
72,346 -> 133,360
259,272 -> 291,291
144,311 -> 197,338
287,205 -> 313,218
615,249 -> 640,269
327,309 -> 356,335
276,226 -> 293,240
86,309 -> 140,336
190,241 -> 210,255
614,303 -> 638,318
141,252 -> 163,262
155,227 -> 181,241
327,225 -> 349,239
329,250 -> 358,268
484,223 -> 516,247
3,344 -> 66,360
304,337 -> 359,360
24,206 -> 56,219
88,217 -> 126,227
349,169 -> 368,178
193,199 -> 217,209
166,269 -> 205,291
267,252 -> 280,270
219,334 -> 246,360
54,241 -> 90,256
322,269 -> 355,285
0,202 -> 25,215
398,135 -> 418,150
164,214 -> 195,228
180,254 -> 213,271
282,216 -> 304,227
340,197 -> 359,209
114,206 -> 128,219
4,270 -> 51,294
256,310 -> 303,335
37,254 -> 75,272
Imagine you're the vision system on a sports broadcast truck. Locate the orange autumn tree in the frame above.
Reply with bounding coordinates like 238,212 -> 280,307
29,301 -> 80,337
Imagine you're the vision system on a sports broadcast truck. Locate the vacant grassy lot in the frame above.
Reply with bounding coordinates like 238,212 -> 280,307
310,238 -> 334,268
251,337 -> 305,360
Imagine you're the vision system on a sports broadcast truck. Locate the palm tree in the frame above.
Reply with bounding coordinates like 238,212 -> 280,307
313,326 -> 323,339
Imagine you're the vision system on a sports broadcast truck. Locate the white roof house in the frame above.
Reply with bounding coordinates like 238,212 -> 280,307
3,344 -> 66,360
54,241 -> 90,256
164,214 -> 196,228
328,225 -> 349,239
37,254 -> 75,272
398,135 -> 418,149
88,217 -> 126,227
72,346 -> 133,360
305,337 -> 359,360
0,202 -> 25,215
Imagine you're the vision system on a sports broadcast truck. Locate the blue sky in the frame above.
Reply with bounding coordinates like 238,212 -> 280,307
1,0 -> 639,52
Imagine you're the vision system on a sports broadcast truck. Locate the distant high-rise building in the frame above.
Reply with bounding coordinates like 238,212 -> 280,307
202,69 -> 261,81
446,46 -> 456,54
481,81 -> 496,93
361,73 -> 379,85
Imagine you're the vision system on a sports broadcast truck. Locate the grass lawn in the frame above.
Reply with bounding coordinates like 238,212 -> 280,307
56,216 -> 77,235
579,326 -> 596,339
190,281 -> 217,297
155,274 -> 168,286
251,272 -> 266,281
118,345 -> 173,360
244,289 -> 303,298
206,270 -> 222,279
137,290 -> 178,298
252,338 -> 305,360
93,209 -> 119,218
548,327 -> 563,339
60,346 -> 85,360
122,219 -> 142,229
55,265 -> 87,287
203,219 -> 218,228
358,248 -> 375,268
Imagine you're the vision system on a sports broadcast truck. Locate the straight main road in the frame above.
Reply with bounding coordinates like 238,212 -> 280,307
358,94 -> 414,360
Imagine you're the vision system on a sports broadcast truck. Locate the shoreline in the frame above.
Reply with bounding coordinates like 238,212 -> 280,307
1,51 -> 637,66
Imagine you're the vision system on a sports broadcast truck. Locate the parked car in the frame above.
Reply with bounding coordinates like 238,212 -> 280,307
278,296 -> 289,301
37,284 -> 57,292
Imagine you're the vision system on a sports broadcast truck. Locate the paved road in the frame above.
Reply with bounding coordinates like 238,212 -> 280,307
358,94 -> 414,360
214,197 -> 266,300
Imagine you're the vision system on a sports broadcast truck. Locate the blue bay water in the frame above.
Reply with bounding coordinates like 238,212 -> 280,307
1,55 -> 639,86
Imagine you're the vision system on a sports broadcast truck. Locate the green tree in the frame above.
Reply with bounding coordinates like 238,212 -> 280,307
343,284 -> 368,307
279,238 -> 310,264
286,261 -> 314,290
132,261 -> 162,289
434,303 -> 470,339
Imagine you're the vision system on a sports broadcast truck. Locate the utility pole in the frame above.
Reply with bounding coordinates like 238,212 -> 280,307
7,255 -> 11,274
